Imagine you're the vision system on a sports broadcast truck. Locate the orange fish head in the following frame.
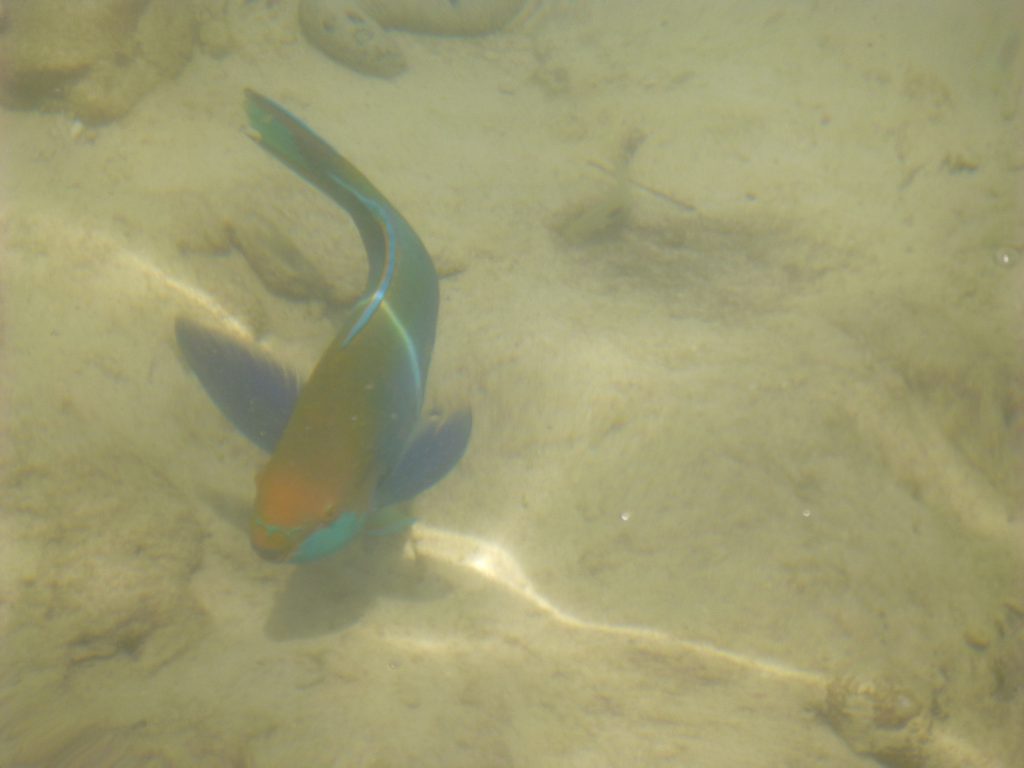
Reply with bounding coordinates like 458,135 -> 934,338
251,463 -> 349,563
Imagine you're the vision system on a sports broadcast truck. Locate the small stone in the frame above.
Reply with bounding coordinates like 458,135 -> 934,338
964,625 -> 991,650
227,211 -> 349,307
298,0 -> 406,79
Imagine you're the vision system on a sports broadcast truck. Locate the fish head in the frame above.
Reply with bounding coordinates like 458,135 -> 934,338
251,462 -> 368,563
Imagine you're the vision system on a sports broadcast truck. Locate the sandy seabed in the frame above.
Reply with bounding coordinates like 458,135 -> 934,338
2,1 -> 1023,766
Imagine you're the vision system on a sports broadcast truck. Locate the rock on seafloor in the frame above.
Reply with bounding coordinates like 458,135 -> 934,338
227,210 -> 353,308
0,0 -> 196,122
299,0 -> 407,78
298,0 -> 529,77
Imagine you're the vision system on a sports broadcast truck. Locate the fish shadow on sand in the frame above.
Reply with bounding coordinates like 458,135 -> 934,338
264,531 -> 454,640
205,489 -> 453,640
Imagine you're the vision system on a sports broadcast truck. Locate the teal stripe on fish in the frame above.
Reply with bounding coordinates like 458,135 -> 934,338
379,296 -> 424,405
335,192 -> 396,347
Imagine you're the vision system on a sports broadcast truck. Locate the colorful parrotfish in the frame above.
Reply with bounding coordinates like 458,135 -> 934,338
176,90 -> 471,564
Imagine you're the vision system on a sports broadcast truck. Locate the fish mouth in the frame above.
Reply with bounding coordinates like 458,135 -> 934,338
251,541 -> 291,563
250,517 -> 306,562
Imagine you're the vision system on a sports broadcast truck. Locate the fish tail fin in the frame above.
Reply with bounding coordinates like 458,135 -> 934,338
244,89 -> 392,219
244,89 -> 414,346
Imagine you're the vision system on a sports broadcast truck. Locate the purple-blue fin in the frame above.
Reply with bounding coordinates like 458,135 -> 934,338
375,409 -> 472,508
175,316 -> 300,454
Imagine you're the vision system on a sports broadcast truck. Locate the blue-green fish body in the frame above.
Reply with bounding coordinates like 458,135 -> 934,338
176,91 -> 470,563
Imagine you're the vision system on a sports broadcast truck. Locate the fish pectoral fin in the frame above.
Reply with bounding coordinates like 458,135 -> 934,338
175,316 -> 301,454
375,409 -> 473,508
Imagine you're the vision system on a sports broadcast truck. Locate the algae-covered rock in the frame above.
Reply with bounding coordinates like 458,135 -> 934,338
0,0 -> 197,122
299,0 -> 407,78
298,0 -> 528,78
